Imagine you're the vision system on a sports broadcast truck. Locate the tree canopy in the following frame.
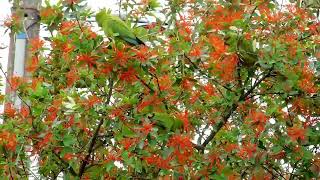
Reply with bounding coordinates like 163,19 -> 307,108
0,0 -> 319,179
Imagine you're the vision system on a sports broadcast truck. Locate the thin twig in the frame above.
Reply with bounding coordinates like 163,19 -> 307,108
198,67 -> 273,151
135,75 -> 155,93
184,54 -> 235,92
52,151 -> 77,176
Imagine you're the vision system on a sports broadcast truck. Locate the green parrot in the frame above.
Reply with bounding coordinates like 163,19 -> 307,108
95,8 -> 145,46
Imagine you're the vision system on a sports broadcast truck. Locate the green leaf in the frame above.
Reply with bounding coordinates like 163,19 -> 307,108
63,134 -> 75,147
153,112 -> 183,131
104,162 -> 115,172
122,125 -> 136,137
148,0 -> 160,9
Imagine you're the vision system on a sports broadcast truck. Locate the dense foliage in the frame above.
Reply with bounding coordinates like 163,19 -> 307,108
0,0 -> 320,179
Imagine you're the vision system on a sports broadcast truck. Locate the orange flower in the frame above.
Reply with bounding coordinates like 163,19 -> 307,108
246,110 -> 268,136
46,99 -> 62,122
298,66 -> 317,94
181,78 -> 193,90
288,127 -> 306,141
63,153 -> 74,161
86,95 -> 101,108
26,56 -> 40,72
176,15 -> 192,41
167,134 -> 193,150
40,7 -> 55,18
209,35 -> 226,53
144,22 -> 157,29
207,153 -> 224,172
64,0 -> 78,5
224,143 -> 238,152
77,54 -> 97,68
114,48 -> 129,66
0,131 -> 17,151
84,27 -> 97,39
47,110 -> 57,122
176,111 -> 190,132
190,90 -> 200,104
29,37 -> 44,52
209,35 -> 227,61
3,14 -> 20,28
104,152 -> 121,163
66,68 -> 79,87
60,21 -> 77,35
247,110 -> 268,124
203,83 -> 215,96
64,115 -> 75,128
37,132 -> 53,149
9,76 -> 23,91
137,93 -> 163,112
214,54 -> 238,82
138,122 -> 154,135
205,5 -> 243,30
144,154 -> 172,169
174,148 -> 193,165
238,142 -> 257,159
158,75 -> 172,91
134,45 -> 150,63
62,42 -> 75,54
31,77 -> 43,90
119,67 -> 137,83
20,106 -> 30,118
189,46 -> 201,57
120,138 -> 137,150
299,78 -> 317,94
100,64 -> 113,75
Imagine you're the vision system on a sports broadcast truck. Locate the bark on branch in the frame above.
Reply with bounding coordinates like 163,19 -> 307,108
78,76 -> 114,177
197,67 -> 273,151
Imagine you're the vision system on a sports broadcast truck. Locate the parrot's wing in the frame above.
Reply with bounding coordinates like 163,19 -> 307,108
107,17 -> 144,45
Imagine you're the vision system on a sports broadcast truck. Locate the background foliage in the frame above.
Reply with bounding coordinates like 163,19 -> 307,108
0,0 -> 319,179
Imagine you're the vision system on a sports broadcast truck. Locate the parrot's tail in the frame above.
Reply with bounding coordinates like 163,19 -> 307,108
135,37 -> 145,45
123,37 -> 145,46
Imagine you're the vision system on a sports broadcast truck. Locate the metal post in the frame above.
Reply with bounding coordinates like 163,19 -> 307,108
5,0 -> 41,179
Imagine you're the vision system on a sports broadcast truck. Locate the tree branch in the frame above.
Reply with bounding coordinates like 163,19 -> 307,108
135,75 -> 154,93
78,76 -> 114,177
197,67 -> 273,151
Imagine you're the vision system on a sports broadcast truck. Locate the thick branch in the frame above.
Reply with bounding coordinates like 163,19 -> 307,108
78,76 -> 114,177
200,103 -> 238,149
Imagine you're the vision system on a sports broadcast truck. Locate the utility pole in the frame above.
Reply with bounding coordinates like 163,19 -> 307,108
5,0 -> 41,179
5,0 -> 41,107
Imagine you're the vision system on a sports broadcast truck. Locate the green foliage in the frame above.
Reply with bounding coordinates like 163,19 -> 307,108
0,0 -> 319,179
